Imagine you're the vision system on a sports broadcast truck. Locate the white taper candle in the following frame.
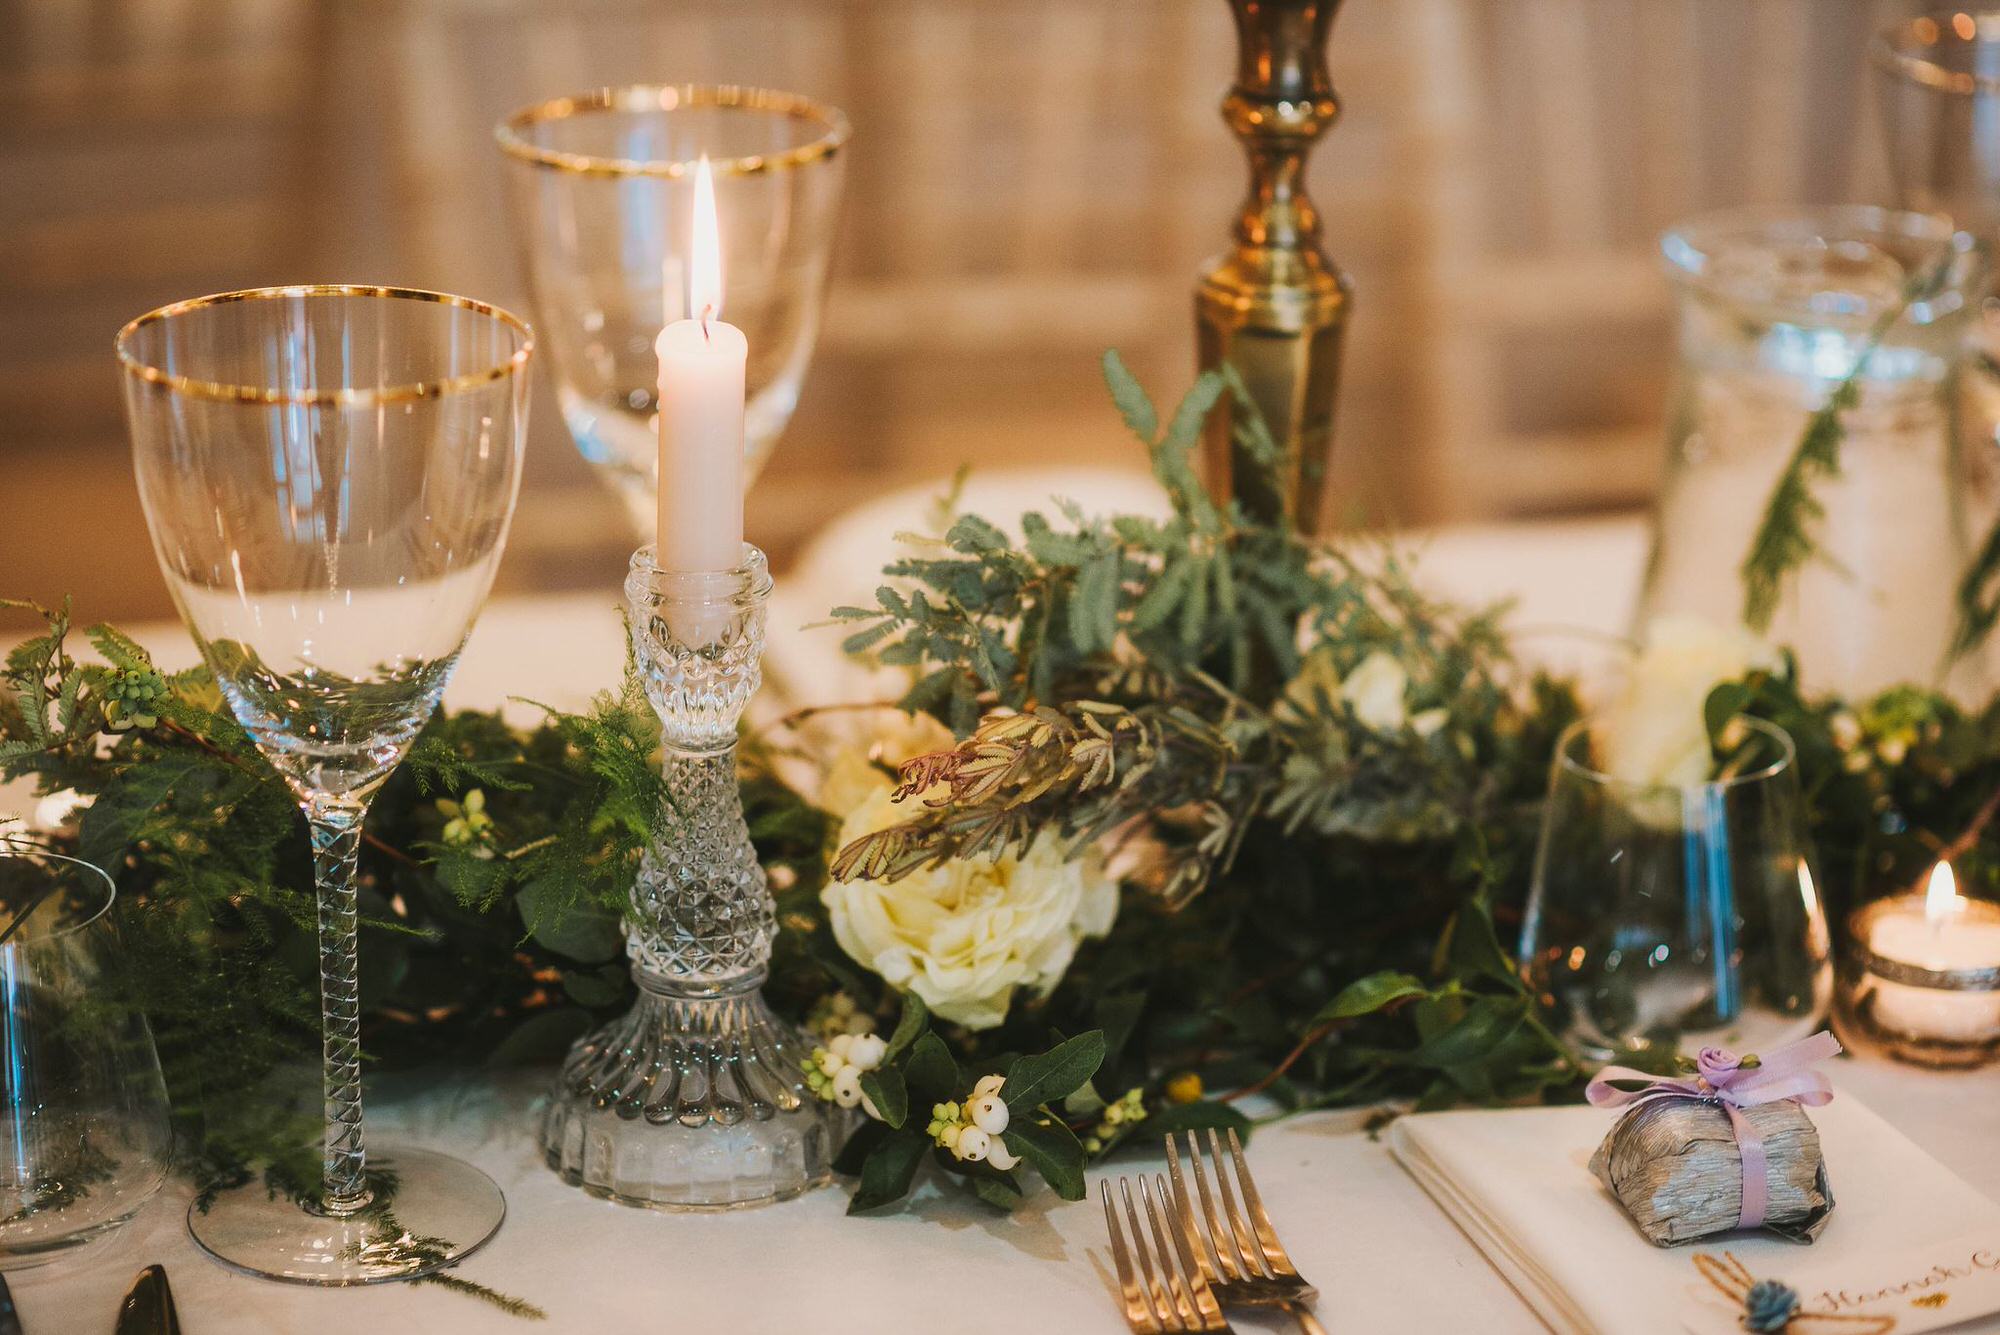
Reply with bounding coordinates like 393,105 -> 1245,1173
655,155 -> 746,572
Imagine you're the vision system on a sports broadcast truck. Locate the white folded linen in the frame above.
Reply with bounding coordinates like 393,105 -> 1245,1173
1388,1091 -> 2000,1334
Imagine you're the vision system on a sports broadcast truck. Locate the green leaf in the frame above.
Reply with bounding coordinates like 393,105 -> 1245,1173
1092,991 -> 1148,1080
1160,372 -> 1227,459
1407,999 -> 1527,1071
1003,1031 -> 1107,1113
1002,1115 -> 1087,1200
847,1128 -> 930,1214
1069,551 -> 1121,655
833,1120 -> 892,1177
882,989 -> 930,1065
1102,349 -> 1159,444
1441,899 -> 1520,991
1703,679 -> 1757,742
87,623 -> 154,673
972,1173 -> 1026,1211
860,1067 -> 908,1130
516,877 -> 623,964
946,514 -> 1009,554
1315,971 -> 1428,1022
78,752 -> 203,870
903,1033 -> 960,1106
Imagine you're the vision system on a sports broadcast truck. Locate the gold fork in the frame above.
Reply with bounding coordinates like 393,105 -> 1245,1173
1100,1172 -> 1235,1333
1166,1128 -> 1326,1335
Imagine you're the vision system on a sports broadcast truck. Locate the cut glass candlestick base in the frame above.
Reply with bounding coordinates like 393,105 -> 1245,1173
539,543 -> 845,1209
540,986 -> 840,1209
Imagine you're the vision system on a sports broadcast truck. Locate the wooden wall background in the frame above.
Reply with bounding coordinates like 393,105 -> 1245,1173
0,0 -> 1917,625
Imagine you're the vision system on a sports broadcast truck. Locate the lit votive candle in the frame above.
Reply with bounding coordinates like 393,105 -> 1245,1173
1842,863 -> 2000,1066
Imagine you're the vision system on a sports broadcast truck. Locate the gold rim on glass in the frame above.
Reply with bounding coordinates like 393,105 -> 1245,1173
495,84 -> 851,178
115,284 -> 535,407
1874,11 -> 2000,97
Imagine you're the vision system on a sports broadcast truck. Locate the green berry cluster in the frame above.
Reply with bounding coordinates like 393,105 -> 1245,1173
103,666 -> 167,730
1082,1086 -> 1147,1154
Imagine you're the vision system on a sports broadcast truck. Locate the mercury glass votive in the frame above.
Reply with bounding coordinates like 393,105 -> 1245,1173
541,544 -> 842,1208
1838,873 -> 2000,1069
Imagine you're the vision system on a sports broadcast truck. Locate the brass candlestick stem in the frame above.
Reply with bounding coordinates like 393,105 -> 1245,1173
1196,0 -> 1350,534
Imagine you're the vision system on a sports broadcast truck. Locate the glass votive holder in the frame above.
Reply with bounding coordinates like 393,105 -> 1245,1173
1836,888 -> 2000,1069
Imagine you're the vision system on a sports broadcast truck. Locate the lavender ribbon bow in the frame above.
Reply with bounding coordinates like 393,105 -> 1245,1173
1585,1030 -> 1841,1231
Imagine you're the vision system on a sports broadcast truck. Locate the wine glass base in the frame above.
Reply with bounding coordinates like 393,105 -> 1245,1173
186,1146 -> 505,1286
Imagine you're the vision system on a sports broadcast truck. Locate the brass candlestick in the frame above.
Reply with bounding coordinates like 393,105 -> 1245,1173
1196,0 -> 1350,534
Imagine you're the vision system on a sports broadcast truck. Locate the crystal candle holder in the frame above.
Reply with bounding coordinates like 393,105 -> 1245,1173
1836,898 -> 2000,1069
541,543 -> 841,1208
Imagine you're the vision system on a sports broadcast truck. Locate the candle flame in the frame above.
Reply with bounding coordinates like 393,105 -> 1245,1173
1926,861 -> 1962,923
690,154 -> 722,330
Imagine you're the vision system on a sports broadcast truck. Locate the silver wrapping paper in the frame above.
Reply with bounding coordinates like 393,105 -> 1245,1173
1588,1098 -> 1834,1246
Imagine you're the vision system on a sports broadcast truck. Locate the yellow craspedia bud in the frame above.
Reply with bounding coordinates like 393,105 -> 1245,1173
1165,1072 -> 1203,1104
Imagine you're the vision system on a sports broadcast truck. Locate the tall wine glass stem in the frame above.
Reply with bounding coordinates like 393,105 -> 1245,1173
308,797 -> 372,1216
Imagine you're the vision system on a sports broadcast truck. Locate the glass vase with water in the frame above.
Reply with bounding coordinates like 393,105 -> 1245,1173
1637,206 -> 1984,698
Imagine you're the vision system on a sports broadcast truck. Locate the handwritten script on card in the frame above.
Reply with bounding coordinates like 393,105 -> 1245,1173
1682,1233 -> 2000,1335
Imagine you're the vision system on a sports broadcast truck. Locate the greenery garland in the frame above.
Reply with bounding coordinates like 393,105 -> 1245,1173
7,356 -> 2000,1269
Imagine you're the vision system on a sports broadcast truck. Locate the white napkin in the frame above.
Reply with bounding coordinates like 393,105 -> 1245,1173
1388,1091 -> 2000,1334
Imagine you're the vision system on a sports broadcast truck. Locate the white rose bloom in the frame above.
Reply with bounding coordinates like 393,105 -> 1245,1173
823,784 -> 1120,1031
1340,650 -> 1410,733
1601,614 -> 1777,790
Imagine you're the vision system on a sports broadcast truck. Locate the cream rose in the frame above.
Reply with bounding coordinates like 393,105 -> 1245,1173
1280,646 -> 1445,737
819,719 -> 1118,1029
1601,614 -> 1778,789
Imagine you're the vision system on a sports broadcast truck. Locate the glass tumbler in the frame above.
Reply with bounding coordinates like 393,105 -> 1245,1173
498,85 -> 849,536
1635,206 -> 1984,698
0,849 -> 170,1266
1520,717 -> 1832,1065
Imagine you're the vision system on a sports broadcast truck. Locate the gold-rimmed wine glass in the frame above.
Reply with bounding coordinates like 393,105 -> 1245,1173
497,84 -> 848,537
118,285 -> 532,1285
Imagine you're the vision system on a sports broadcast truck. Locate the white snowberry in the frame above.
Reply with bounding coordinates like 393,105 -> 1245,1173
986,1141 -> 1021,1171
965,1093 -> 1010,1135
831,1066 -> 864,1108
955,1127 -> 991,1162
972,1074 -> 1006,1099
847,1033 -> 887,1071
828,1033 -> 856,1062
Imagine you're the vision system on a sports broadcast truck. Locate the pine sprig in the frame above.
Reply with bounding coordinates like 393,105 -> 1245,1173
1739,252 -> 1960,633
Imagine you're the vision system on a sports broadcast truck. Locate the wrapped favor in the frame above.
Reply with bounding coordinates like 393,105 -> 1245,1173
1589,1096 -> 1833,1245
1584,1032 -> 1842,1247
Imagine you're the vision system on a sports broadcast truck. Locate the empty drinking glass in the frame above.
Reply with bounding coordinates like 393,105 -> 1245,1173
119,285 -> 532,1284
1520,717 -> 1832,1064
498,85 -> 848,537
0,848 -> 170,1266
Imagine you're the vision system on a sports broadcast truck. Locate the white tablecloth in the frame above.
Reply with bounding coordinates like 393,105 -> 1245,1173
9,492 -> 1998,1334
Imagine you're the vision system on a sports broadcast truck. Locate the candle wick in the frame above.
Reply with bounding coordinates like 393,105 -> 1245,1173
700,306 -> 713,344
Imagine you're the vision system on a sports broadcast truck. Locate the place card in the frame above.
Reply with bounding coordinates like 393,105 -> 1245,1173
1680,1230 -> 2000,1334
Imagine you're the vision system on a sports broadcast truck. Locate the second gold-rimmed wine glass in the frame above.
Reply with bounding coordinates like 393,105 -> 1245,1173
497,84 -> 849,536
118,285 -> 533,1284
